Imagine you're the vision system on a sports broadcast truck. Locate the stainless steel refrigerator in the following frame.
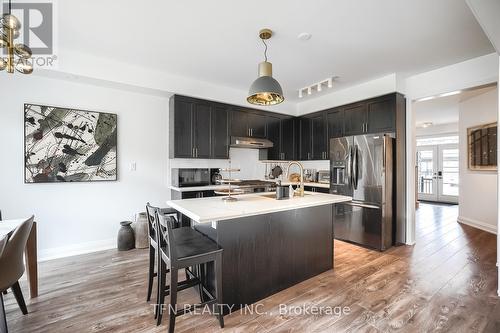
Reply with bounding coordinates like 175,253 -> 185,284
330,133 -> 394,251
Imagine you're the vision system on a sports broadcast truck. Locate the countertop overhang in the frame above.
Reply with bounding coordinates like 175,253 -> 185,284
167,192 -> 352,223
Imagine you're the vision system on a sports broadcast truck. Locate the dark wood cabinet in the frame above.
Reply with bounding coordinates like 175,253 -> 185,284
266,116 -> 281,160
171,98 -> 194,158
343,102 -> 367,136
211,104 -> 230,159
248,113 -> 267,138
231,110 -> 267,138
342,94 -> 397,136
299,118 -> 312,160
281,118 -> 296,160
327,108 -> 344,139
170,96 -> 229,159
311,113 -> 328,160
170,93 -> 401,160
230,110 -> 248,137
193,102 -> 212,158
366,95 -> 396,133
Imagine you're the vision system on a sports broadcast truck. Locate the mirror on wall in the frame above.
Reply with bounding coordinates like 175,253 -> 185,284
467,122 -> 497,171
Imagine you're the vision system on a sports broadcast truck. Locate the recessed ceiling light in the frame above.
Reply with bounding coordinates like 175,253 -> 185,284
297,32 -> 312,41
419,122 -> 433,128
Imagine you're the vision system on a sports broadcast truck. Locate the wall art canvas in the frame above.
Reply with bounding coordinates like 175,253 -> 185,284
467,122 -> 497,171
24,104 -> 117,183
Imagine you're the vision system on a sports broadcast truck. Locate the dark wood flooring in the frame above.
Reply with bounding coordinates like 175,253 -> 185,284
4,203 -> 498,332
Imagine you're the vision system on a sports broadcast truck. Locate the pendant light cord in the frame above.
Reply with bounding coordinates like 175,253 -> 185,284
262,38 -> 268,62
8,0 -> 12,14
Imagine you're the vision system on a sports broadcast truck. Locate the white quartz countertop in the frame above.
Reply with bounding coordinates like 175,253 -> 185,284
167,192 -> 351,223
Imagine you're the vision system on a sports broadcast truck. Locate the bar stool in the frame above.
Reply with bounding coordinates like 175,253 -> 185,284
145,204 -> 179,303
153,210 -> 224,333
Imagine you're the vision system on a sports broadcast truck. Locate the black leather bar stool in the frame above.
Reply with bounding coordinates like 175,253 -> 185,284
145,204 -> 178,304
147,205 -> 224,333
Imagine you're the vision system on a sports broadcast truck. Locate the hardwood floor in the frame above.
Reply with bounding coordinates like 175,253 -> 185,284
4,203 -> 498,332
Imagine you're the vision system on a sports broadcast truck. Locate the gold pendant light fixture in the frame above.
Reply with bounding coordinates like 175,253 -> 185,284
247,29 -> 284,106
0,0 -> 33,74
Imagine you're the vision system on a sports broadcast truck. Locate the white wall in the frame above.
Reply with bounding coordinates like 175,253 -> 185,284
458,88 -> 498,233
404,52 -> 499,244
0,75 -> 170,260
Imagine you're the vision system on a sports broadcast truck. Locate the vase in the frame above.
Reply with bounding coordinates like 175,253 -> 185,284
133,212 -> 149,249
117,221 -> 135,251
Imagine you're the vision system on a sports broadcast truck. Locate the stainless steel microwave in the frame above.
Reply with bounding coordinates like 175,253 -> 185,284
171,168 -> 210,187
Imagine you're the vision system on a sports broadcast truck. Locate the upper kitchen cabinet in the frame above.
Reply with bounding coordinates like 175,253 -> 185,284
281,117 -> 296,160
264,116 -> 296,161
343,94 -> 397,136
343,102 -> 367,136
366,94 -> 396,133
299,117 -> 312,160
170,95 -> 229,159
310,113 -> 328,160
327,108 -> 344,139
170,96 -> 195,158
211,103 -> 230,159
231,109 -> 267,138
266,115 -> 281,160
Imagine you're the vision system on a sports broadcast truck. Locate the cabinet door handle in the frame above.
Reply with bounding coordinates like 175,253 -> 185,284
192,147 -> 195,157
195,147 -> 198,158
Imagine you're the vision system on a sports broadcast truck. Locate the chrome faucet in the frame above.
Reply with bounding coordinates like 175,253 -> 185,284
286,161 -> 305,197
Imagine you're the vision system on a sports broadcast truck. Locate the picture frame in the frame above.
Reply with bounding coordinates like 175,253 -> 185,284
24,103 -> 118,183
467,121 -> 497,171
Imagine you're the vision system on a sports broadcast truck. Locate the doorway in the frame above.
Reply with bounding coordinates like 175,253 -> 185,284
417,141 -> 459,204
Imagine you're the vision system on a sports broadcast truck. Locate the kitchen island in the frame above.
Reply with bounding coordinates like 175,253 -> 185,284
167,192 -> 351,313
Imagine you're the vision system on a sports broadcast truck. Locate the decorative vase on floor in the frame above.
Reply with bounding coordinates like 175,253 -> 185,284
117,221 -> 135,251
133,212 -> 149,249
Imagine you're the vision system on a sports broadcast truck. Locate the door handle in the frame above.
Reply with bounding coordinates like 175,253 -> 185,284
345,201 -> 380,209
192,147 -> 196,157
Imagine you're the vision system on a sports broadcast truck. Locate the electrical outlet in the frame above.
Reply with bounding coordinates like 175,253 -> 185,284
130,162 -> 137,171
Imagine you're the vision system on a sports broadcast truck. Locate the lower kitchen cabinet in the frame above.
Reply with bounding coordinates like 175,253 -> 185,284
304,186 -> 330,193
171,190 -> 216,226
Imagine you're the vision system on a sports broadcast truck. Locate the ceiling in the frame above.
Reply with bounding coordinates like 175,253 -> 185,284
414,84 -> 496,125
58,0 -> 494,102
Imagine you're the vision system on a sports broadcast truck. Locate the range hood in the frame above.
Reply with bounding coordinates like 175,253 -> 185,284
230,136 -> 274,149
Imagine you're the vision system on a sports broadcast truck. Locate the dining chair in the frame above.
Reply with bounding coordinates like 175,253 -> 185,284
0,216 -> 34,333
155,212 -> 224,333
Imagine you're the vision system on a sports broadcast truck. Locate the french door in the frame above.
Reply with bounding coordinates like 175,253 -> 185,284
417,144 -> 459,203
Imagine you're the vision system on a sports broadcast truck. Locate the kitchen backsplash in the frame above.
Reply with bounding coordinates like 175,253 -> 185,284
168,148 -> 330,185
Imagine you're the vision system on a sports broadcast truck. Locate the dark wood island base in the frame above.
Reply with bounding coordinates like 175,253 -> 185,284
195,204 -> 334,314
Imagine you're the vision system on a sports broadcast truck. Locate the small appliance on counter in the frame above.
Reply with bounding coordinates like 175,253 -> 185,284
317,170 -> 330,184
275,180 -> 290,200
172,168 -> 224,187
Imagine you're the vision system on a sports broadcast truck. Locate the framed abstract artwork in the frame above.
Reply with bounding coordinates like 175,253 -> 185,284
24,104 -> 118,183
467,122 -> 497,171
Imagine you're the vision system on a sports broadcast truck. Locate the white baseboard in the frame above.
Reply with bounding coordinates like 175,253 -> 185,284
457,216 -> 497,234
39,238 -> 116,262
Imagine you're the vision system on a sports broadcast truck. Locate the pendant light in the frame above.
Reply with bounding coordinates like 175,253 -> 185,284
247,29 -> 284,106
0,0 -> 33,74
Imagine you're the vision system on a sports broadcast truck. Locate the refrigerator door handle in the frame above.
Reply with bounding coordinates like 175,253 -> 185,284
347,146 -> 353,187
353,146 -> 359,190
345,201 -> 380,210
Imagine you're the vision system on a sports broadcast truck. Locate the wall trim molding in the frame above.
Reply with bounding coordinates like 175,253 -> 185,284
457,216 -> 497,234
39,238 -> 116,262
